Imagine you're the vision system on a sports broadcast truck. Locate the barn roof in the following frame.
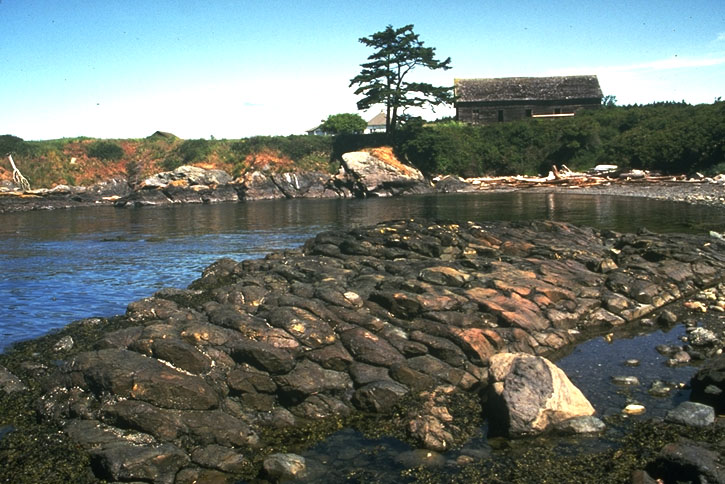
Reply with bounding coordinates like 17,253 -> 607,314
454,75 -> 602,103
367,111 -> 387,127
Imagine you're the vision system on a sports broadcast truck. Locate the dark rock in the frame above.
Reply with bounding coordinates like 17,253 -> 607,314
646,440 -> 725,484
339,327 -> 405,367
90,440 -> 189,484
191,444 -> 249,473
554,415 -> 606,434
0,365 -> 26,393
352,380 -> 409,413
68,349 -> 220,410
275,360 -> 352,405
229,340 -> 297,375
665,401 -> 716,427
263,453 -> 306,481
648,380 -> 677,397
658,309 -> 678,324
690,353 -> 725,413
611,375 -> 640,386
349,362 -> 391,386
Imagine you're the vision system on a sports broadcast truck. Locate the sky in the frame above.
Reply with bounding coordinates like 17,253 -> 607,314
1,0 -> 724,140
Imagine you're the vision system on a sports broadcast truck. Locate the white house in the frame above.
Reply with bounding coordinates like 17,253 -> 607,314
364,112 -> 387,134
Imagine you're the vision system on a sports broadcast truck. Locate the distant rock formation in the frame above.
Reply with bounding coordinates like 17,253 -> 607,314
340,147 -> 430,197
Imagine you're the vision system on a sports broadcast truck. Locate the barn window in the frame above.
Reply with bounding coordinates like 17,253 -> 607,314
498,110 -> 504,122
525,109 -> 532,117
554,108 -> 561,115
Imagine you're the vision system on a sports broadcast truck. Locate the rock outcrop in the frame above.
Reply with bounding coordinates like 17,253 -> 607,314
16,219 -> 725,482
340,148 -> 429,197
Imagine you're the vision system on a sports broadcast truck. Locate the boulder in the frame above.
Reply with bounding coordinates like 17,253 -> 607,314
485,352 -> 595,437
665,401 -> 716,427
341,148 -> 428,196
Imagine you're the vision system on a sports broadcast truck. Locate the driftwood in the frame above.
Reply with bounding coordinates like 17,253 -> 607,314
7,155 -> 31,192
460,165 -> 710,190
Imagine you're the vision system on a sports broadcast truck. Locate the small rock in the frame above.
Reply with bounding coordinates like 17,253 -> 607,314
623,404 -> 646,415
612,375 -> 640,386
630,469 -> 658,484
648,380 -> 675,397
665,401 -> 715,427
657,309 -> 678,324
655,344 -> 680,357
555,415 -> 606,434
456,454 -> 475,466
686,327 -> 718,346
0,366 -> 27,394
666,351 -> 691,367
683,301 -> 707,312
624,359 -> 640,367
263,453 -> 306,481
53,335 -> 74,352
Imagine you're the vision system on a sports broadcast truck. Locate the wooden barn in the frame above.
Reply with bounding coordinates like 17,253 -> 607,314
454,75 -> 602,125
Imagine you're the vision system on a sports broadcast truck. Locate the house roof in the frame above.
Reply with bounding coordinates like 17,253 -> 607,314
367,112 -> 387,127
454,75 -> 602,103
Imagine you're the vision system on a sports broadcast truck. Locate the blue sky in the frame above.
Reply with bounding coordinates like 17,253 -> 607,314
1,0 -> 724,140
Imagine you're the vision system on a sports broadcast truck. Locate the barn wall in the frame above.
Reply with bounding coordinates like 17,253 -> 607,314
456,99 -> 600,125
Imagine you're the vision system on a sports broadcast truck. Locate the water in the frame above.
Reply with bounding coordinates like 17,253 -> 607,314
1,192 -> 723,352
2,191 -> 723,480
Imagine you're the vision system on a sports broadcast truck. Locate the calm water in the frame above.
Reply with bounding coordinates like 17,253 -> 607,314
1,192 -> 723,352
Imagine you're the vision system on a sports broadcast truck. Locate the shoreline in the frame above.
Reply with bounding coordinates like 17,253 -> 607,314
1,175 -> 724,215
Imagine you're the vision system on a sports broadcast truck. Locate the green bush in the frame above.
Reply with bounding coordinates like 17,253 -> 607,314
87,141 -> 124,161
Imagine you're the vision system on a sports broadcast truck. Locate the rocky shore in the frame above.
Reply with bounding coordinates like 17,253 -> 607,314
1,218 -> 723,483
1,149 -> 724,213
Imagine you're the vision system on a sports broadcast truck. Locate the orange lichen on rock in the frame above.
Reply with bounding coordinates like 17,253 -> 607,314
363,146 -> 417,177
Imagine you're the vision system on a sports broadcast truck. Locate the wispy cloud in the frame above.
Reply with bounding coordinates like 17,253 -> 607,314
717,32 -> 725,42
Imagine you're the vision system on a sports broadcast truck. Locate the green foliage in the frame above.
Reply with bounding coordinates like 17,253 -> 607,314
0,134 -> 26,155
231,135 -> 333,161
163,138 -> 211,170
350,24 -> 453,133
87,140 -> 124,161
319,113 -> 367,135
397,101 -> 725,177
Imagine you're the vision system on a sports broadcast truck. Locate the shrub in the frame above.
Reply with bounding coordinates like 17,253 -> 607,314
87,141 -> 124,161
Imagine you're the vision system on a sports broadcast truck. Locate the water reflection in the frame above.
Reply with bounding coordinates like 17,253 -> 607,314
1,192 -> 723,351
